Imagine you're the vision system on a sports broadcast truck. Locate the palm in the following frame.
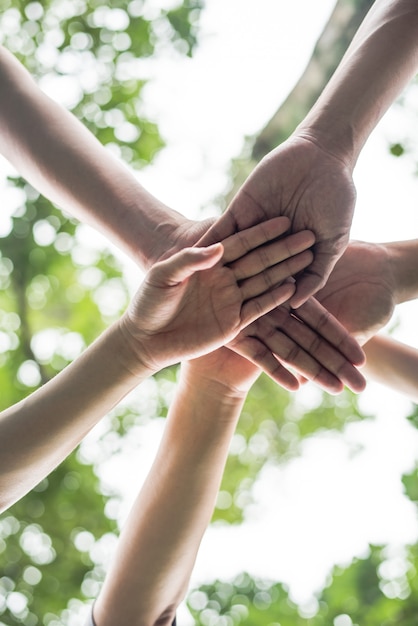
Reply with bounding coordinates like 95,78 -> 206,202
201,135 -> 356,306
126,217 -> 313,371
316,241 -> 397,344
131,263 -> 249,364
165,218 -> 366,394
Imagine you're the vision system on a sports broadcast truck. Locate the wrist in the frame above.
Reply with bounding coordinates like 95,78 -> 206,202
115,315 -> 160,379
294,120 -> 358,172
117,192 -> 189,269
179,362 -> 249,406
387,239 -> 418,304
173,374 -> 245,440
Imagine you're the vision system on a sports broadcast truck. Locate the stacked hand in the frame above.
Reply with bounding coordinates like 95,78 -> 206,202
315,240 -> 397,344
156,209 -> 367,395
121,217 -> 315,374
198,135 -> 356,307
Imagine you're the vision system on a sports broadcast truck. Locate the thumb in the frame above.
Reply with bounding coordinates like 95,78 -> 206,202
156,243 -> 224,286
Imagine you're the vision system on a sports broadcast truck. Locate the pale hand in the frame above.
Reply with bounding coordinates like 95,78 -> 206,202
199,135 -> 356,307
121,217 -> 315,373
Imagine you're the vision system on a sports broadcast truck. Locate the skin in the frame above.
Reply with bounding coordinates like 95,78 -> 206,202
316,238 -> 418,400
316,239 -> 418,343
0,44 -> 366,392
200,0 -> 418,306
0,219 -> 313,512
92,348 -> 260,626
92,237 -> 418,626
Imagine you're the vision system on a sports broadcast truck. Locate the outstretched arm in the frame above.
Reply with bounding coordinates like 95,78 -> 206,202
299,0 -> 418,169
363,335 -> 418,403
0,220 -> 308,511
91,341 -> 261,626
201,0 -> 418,306
0,45 -> 203,268
92,354 -> 254,626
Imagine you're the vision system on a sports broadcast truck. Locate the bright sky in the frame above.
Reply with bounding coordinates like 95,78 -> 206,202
93,1 -> 418,621
2,0 -> 418,622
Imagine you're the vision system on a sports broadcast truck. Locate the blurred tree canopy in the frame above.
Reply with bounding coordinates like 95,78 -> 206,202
0,0 -> 206,624
0,0 -> 417,625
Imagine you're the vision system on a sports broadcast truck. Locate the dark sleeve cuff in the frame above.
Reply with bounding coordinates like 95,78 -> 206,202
85,608 -> 176,625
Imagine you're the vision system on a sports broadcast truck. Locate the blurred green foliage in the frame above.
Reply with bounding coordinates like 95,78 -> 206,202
190,399 -> 418,626
214,374 -> 367,524
188,541 -> 418,625
0,0 -> 205,623
1,0 -> 418,625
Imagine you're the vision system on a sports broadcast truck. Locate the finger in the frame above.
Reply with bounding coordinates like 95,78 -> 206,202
221,216 -> 292,264
229,336 -> 300,392
197,211 -> 240,247
152,244 -> 223,287
264,307 -> 366,393
248,315 -> 346,394
239,250 -> 313,301
198,187 -> 270,247
240,282 -> 296,328
295,299 -> 366,367
231,229 -> 315,280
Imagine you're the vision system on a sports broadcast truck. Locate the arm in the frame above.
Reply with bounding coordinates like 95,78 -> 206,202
92,352 -> 255,626
0,45 -> 368,394
299,0 -> 418,168
201,0 -> 418,305
0,322 -> 153,513
0,45 -> 200,269
0,220 -> 309,511
0,46 -> 367,390
363,335 -> 418,402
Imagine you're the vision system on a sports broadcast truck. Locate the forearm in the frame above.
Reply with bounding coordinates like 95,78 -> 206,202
93,367 -> 246,626
0,320 -> 154,512
363,334 -> 418,402
0,46 -> 186,268
297,0 -> 418,168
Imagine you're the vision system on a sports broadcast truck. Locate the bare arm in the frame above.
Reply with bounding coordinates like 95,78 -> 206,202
93,358 -> 250,626
363,335 -> 418,402
0,321 -> 152,513
0,45 -> 194,269
0,221 -> 308,511
203,0 -> 418,305
361,238 -> 418,401
299,0 -> 418,168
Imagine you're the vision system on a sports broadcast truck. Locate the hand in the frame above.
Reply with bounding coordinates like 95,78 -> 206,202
199,135 -> 356,307
315,240 -> 397,345
182,348 -> 261,400
121,217 -> 315,373
155,215 -> 217,263
229,296 -> 367,395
